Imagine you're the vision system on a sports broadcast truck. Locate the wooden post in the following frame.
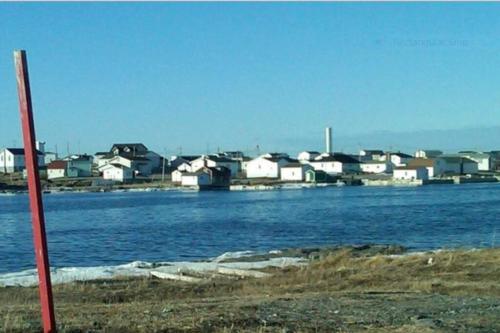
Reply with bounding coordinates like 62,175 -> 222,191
14,50 -> 57,333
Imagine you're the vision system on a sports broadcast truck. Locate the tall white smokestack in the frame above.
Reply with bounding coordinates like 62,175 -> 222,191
325,127 -> 332,154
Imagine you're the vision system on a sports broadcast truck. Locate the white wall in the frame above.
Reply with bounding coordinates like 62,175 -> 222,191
281,167 -> 305,181
308,161 -> 342,174
48,168 -> 65,179
0,150 -> 44,173
103,166 -> 133,182
297,152 -> 319,161
181,173 -> 211,186
361,163 -> 390,174
191,158 -> 238,176
393,168 -> 428,180
246,158 -> 280,178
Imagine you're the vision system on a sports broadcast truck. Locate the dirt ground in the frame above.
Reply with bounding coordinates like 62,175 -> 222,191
1,245 -> 500,332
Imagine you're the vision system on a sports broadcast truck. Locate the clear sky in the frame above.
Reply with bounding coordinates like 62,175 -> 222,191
1,3 -> 499,156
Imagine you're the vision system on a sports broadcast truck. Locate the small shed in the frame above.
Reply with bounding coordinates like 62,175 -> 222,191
305,169 -> 336,183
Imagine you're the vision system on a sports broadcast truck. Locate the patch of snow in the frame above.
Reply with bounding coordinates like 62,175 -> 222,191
0,256 -> 307,288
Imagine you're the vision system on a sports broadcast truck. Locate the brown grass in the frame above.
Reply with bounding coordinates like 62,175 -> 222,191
1,247 -> 500,332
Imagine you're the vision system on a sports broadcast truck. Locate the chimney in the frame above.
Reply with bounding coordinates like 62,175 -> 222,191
325,127 -> 332,154
35,141 -> 45,154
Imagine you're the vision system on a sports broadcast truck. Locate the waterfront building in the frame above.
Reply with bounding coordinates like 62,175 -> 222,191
101,163 -> 134,182
280,163 -> 313,181
47,156 -> 92,179
360,160 -> 392,174
407,158 -> 440,178
297,151 -> 321,162
308,153 -> 361,175
180,166 -> 231,187
171,169 -> 184,183
393,166 -> 429,181
0,148 -> 45,173
456,152 -> 491,171
380,152 -> 413,167
358,150 -> 385,162
304,169 -> 336,183
190,155 -> 239,176
246,154 -> 295,178
170,155 -> 200,169
97,143 -> 161,175
436,156 -> 478,175
63,154 -> 93,177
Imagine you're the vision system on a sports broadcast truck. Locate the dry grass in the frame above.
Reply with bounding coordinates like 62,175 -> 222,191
1,247 -> 500,332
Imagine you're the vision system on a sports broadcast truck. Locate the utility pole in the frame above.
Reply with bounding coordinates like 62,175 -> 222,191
162,148 -> 166,183
14,50 -> 56,333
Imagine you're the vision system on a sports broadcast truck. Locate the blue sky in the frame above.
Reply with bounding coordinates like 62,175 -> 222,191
1,3 -> 499,156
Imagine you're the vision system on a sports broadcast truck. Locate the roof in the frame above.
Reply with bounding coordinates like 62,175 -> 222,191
362,160 -> 387,165
108,154 -> 150,162
457,152 -> 491,159
173,155 -> 200,161
68,154 -> 93,161
439,156 -> 477,164
313,153 -> 360,164
361,150 -> 384,154
47,160 -> 67,169
282,162 -> 306,168
111,143 -> 148,151
407,158 -> 435,167
101,163 -> 131,170
204,155 -> 235,163
391,152 -> 412,158
300,151 -> 320,154
183,171 -> 207,176
95,151 -> 108,156
4,148 -> 44,156
263,157 -> 298,163
418,149 -> 442,154
394,166 -> 427,171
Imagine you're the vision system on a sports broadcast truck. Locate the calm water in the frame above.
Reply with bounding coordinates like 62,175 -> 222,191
0,183 -> 499,274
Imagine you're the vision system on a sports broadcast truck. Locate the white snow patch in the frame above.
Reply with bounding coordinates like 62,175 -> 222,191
0,256 -> 307,287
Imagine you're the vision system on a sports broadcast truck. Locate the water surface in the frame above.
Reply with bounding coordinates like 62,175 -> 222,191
0,183 -> 499,273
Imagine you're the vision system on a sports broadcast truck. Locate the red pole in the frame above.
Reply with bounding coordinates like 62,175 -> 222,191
14,50 -> 56,333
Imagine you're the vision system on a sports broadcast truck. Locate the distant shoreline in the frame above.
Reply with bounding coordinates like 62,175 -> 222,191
1,177 -> 499,196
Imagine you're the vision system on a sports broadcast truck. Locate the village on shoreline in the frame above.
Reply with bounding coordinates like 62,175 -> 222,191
1,127 -> 500,193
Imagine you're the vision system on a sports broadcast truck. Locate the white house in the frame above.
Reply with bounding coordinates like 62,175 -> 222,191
97,143 -> 161,175
181,171 -> 211,186
171,169 -> 184,183
393,166 -> 429,181
0,148 -> 45,173
381,152 -> 413,167
101,164 -> 134,182
190,155 -> 239,176
297,151 -> 320,162
46,160 -> 80,179
170,155 -> 200,169
98,155 -> 152,176
360,160 -> 392,174
308,153 -> 361,175
415,150 -> 443,159
246,155 -> 294,178
358,150 -> 385,162
177,162 -> 192,172
47,160 -> 68,179
280,163 -> 313,181
406,158 -> 441,178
